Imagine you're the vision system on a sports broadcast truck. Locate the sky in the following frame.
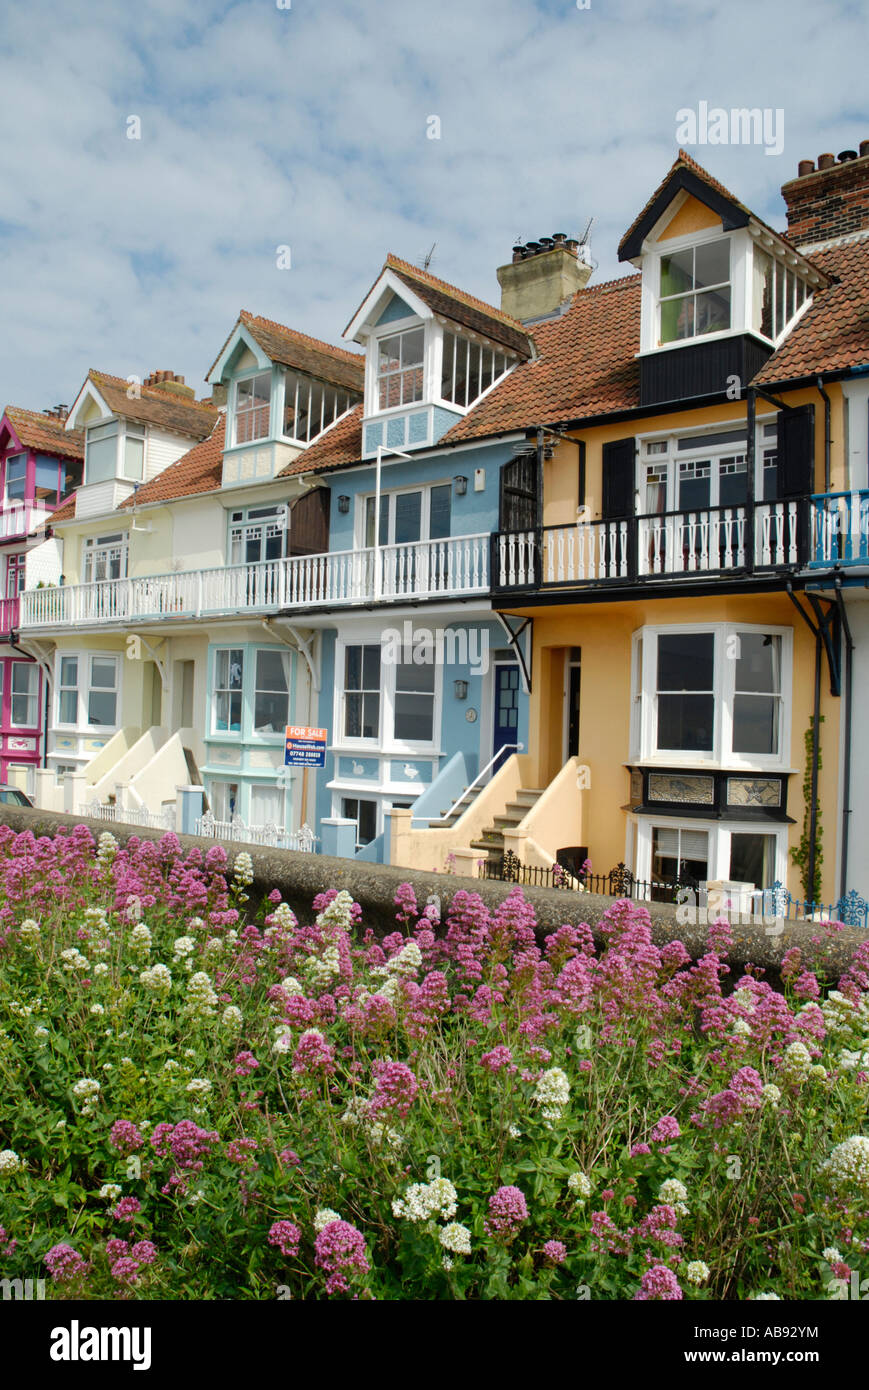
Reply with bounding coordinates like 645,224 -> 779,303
0,0 -> 866,411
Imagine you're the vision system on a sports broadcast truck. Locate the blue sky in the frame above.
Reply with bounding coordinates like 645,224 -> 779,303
0,0 -> 865,409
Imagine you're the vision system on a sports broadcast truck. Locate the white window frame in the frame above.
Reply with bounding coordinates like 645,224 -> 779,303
212,647 -> 245,736
375,325 -> 426,412
57,655 -> 79,727
280,369 -> 359,446
4,452 -> 28,505
632,816 -> 788,892
252,647 -> 291,737
339,795 -> 379,850
356,479 -> 453,547
9,661 -> 39,728
232,370 -> 273,447
630,622 -> 792,769
640,226 -> 750,357
334,635 -> 442,755
86,655 -> 119,729
83,532 -> 129,584
637,417 -> 780,512
227,505 -> 287,566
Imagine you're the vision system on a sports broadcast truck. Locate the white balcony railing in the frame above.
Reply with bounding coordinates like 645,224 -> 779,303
19,533 -> 491,629
0,503 -> 48,540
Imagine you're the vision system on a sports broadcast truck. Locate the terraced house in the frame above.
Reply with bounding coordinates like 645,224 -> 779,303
12,141 -> 869,915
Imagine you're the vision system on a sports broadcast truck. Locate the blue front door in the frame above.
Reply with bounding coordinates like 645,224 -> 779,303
493,663 -> 520,763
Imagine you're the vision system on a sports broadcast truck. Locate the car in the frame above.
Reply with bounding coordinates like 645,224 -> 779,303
0,784 -> 34,807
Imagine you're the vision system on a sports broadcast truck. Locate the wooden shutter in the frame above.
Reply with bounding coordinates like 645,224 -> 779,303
499,452 -> 539,532
601,438 -> 636,518
288,488 -> 331,557
776,405 -> 815,499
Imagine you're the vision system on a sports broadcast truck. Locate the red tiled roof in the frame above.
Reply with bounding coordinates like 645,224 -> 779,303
347,253 -> 534,359
278,405 -> 364,477
207,312 -> 365,394
118,416 -> 227,507
2,406 -> 84,458
753,238 -> 869,384
45,495 -> 77,524
87,371 -> 217,439
441,274 -> 642,442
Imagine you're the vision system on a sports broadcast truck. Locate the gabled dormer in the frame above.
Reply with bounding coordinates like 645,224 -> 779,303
619,152 -> 830,407
66,370 -> 217,520
206,312 -> 364,489
0,407 -> 84,540
344,254 -> 533,459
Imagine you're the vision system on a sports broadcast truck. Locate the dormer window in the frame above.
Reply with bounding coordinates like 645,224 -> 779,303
282,370 -> 359,444
4,454 -> 27,503
378,328 -> 425,409
441,333 -> 514,408
752,247 -> 811,341
658,237 -> 731,344
85,420 -> 145,484
234,373 -> 271,445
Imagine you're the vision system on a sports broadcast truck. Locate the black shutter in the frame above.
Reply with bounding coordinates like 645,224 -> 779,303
577,439 -> 586,510
777,404 -> 815,498
601,438 -> 636,518
499,452 -> 539,532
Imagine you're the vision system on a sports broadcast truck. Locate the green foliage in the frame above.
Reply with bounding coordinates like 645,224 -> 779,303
791,715 -> 824,902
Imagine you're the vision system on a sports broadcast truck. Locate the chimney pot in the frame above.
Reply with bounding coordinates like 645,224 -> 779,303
512,245 -> 524,263
838,149 -> 858,163
798,159 -> 815,177
497,229 -> 591,322
552,232 -> 567,244
817,152 -> 836,170
783,136 -> 869,246
861,139 -> 869,158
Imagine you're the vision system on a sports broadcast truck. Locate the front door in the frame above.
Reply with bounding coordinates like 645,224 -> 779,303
493,662 -> 520,765
563,649 -> 581,760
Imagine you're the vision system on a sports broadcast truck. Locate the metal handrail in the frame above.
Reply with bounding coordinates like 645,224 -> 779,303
428,743 -> 524,826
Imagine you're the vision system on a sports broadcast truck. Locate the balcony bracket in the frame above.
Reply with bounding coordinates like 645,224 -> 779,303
786,584 -> 841,697
263,620 -> 321,693
495,613 -> 532,694
134,635 -> 169,690
12,636 -> 54,685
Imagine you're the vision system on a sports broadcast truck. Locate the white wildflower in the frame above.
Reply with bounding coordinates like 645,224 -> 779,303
315,890 -> 354,931
371,940 -> 422,980
272,1033 -> 293,1054
18,919 -> 41,949
72,1077 -> 101,1114
392,1178 -> 458,1223
0,1149 -> 22,1175
534,1066 -> 570,1120
222,1005 -> 243,1030
439,1222 -> 472,1256
731,1018 -> 752,1037
186,1078 -> 212,1099
139,963 -> 172,995
823,1136 -> 869,1196
129,924 -> 153,956
752,1292 -> 781,1300
93,962 -> 109,977
761,1083 -> 781,1107
313,1207 -> 342,1233
89,1003 -> 105,1016
567,1171 -> 593,1201
99,1183 -> 122,1201
822,1246 -> 842,1263
185,971 -> 217,1018
233,852 -> 254,886
173,936 -> 196,961
59,947 -> 90,973
658,1178 -> 690,1216
780,1040 -> 812,1083
685,1260 -> 710,1287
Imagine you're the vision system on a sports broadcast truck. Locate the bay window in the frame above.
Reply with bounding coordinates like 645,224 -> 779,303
636,819 -> 785,896
85,422 -> 119,483
441,332 -> 514,408
659,237 -> 731,344
282,370 -> 359,444
55,653 -> 118,727
652,826 -> 709,890
234,373 -> 271,445
633,623 -> 789,765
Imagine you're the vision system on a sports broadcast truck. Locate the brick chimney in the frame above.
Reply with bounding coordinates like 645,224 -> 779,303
781,140 -> 869,248
144,371 -> 196,399
497,233 -> 593,324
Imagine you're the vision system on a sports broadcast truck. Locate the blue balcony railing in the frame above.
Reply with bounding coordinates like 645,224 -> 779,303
810,491 -> 869,567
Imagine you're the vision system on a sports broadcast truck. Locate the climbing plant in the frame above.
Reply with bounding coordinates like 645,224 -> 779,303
790,714 -> 824,903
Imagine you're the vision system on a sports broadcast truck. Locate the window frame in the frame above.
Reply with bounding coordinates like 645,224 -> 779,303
86,655 -> 119,729
657,234 -> 732,346
633,816 -> 788,894
212,647 -> 245,736
340,795 -> 379,850
232,370 -> 273,447
4,452 -> 28,505
376,326 -> 426,411
57,655 -> 79,727
334,635 -> 442,754
9,661 -> 39,728
83,532 -> 129,584
252,647 -> 291,736
280,369 -> 360,446
357,480 -> 453,548
637,417 -> 779,514
631,621 -> 791,768
227,505 -> 287,566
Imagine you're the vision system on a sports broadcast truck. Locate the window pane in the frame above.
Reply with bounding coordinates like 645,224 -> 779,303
362,645 -> 380,689
657,693 -> 714,750
250,783 -> 282,826
358,799 -> 377,844
441,332 -> 454,399
660,248 -> 694,297
695,286 -> 730,335
735,633 -> 779,693
732,695 -> 778,754
90,658 -> 116,688
379,336 -> 402,372
729,833 -> 776,889
60,656 -> 78,685
658,633 -> 714,690
401,329 -> 424,367
361,693 -> 380,738
394,492 -> 422,544
254,650 -> 289,732
429,484 -> 452,539
124,433 -> 144,479
345,646 -> 362,690
660,295 -> 694,343
88,690 -> 117,725
59,690 -> 77,723
86,433 -> 118,484
694,238 -> 730,287
344,692 -> 362,738
256,649 -> 288,691
718,456 -> 747,506
396,661 -> 435,694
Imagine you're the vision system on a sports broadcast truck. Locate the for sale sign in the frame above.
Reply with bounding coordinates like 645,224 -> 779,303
284,725 -> 327,768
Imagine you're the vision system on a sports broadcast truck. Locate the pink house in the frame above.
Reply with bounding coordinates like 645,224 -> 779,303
0,406 -> 83,788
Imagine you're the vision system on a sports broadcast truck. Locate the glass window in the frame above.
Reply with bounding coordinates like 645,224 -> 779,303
88,657 -> 118,727
343,645 -> 380,739
656,632 -> 715,752
250,782 -> 283,827
429,484 -> 452,539
34,456 -> 61,504
732,633 -> 781,755
729,832 -> 776,889
342,797 -> 377,848
124,426 -> 145,480
253,649 -> 290,733
377,328 -> 424,409
394,657 -> 435,742
282,371 -> 358,443
659,238 -> 731,344
214,649 -> 244,732
85,421 -> 119,484
84,534 -> 128,583
652,826 -> 709,889
235,373 -> 271,445
6,554 -> 24,597
210,780 -> 239,821
10,663 -> 38,727
440,331 -> 514,408
394,492 -> 422,545
229,507 -> 285,565
364,495 -> 389,547
4,453 -> 27,502
58,656 -> 78,724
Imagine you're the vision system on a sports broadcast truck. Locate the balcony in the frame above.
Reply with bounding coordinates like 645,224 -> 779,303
494,500 -> 804,592
19,533 -> 491,630
0,504 -> 49,540
810,491 -> 869,568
